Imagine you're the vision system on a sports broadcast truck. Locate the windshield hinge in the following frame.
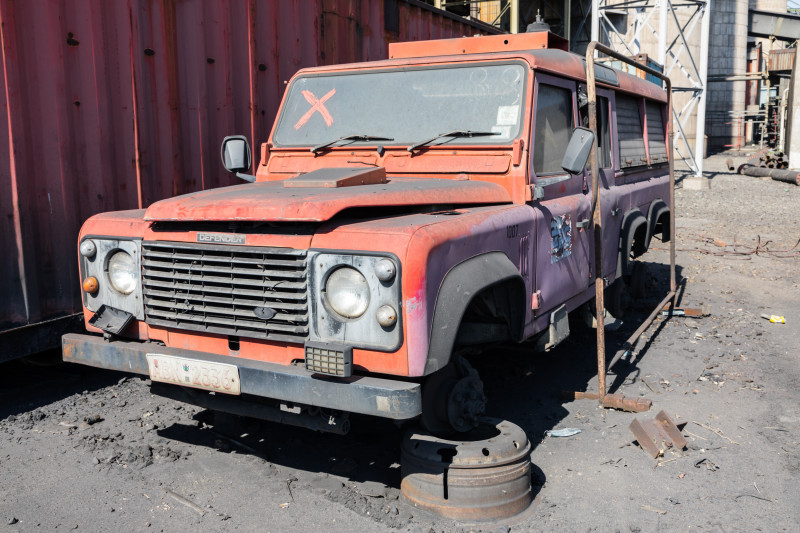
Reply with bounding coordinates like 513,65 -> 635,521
512,138 -> 524,166
260,142 -> 271,167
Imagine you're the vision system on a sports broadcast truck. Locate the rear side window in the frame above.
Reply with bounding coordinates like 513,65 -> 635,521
646,101 -> 667,164
616,95 -> 647,168
533,84 -> 574,175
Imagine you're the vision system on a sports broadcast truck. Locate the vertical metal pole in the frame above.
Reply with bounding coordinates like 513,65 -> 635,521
658,0 -> 667,66
565,0 -> 572,48
591,0 -> 600,44
585,43 -> 606,402
510,0 -> 519,34
667,69 -> 677,297
694,0 -> 711,177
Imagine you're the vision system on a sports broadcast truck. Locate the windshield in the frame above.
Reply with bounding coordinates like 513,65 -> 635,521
273,62 -> 527,148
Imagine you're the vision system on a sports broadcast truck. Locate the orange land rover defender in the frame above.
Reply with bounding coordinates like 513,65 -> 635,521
63,30 -> 671,435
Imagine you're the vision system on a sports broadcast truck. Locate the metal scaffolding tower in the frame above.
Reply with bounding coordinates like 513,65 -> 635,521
591,0 -> 711,177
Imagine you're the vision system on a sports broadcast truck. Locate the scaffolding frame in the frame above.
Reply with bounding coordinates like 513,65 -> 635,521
590,0 -> 711,177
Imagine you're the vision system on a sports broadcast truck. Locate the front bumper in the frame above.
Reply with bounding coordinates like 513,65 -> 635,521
62,333 -> 421,420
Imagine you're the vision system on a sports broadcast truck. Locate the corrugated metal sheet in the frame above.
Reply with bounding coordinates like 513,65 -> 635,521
0,0 -> 498,333
768,48 -> 796,73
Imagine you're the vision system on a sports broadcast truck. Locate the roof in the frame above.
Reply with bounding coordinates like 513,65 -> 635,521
292,32 -> 668,104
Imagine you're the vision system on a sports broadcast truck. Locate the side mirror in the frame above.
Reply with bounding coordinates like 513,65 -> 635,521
561,127 -> 595,175
221,135 -> 256,183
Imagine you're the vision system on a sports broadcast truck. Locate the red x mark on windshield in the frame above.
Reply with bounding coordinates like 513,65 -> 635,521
294,88 -> 336,130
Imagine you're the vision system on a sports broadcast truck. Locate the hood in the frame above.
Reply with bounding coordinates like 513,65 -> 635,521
144,177 -> 512,222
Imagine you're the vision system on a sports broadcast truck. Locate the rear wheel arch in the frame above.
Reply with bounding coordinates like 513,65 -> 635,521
645,199 -> 670,249
616,209 -> 647,278
423,252 -> 526,376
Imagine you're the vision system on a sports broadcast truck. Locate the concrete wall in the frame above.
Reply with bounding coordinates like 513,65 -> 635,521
705,0 -> 750,150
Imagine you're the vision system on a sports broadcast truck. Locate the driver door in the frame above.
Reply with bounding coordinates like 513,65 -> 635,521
528,74 -> 592,318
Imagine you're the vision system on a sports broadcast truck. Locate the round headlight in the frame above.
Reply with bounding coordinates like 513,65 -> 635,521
107,251 -> 137,295
325,267 -> 370,319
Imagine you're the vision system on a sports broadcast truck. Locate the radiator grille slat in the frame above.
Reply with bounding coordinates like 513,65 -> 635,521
143,258 -> 307,279
141,241 -> 309,343
143,288 -> 308,311
142,278 -> 307,300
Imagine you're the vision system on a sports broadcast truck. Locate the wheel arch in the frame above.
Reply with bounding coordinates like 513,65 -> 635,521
645,199 -> 670,249
616,208 -> 647,278
423,252 -> 526,376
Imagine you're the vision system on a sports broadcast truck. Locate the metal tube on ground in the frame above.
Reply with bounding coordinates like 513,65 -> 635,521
737,164 -> 800,185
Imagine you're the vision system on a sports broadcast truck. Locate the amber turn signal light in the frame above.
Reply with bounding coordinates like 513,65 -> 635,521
82,276 -> 99,294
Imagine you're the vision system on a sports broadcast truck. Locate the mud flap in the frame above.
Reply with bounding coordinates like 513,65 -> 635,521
535,304 -> 569,351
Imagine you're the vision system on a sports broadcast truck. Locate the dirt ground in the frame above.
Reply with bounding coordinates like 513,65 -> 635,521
1,152 -> 798,532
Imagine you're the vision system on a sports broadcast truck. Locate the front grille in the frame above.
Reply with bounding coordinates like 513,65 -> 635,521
141,241 -> 309,344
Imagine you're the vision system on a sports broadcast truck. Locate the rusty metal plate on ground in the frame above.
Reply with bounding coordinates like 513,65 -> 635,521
400,417 -> 532,522
629,410 -> 687,458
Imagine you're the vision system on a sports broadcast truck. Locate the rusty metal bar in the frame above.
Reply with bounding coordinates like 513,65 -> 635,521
606,291 -> 676,372
585,43 -> 606,402
585,41 -> 677,398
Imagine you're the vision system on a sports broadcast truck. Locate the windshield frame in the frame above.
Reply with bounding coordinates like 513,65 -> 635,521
270,59 -> 530,150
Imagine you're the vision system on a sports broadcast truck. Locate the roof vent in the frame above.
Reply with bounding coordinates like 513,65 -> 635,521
526,11 -> 550,33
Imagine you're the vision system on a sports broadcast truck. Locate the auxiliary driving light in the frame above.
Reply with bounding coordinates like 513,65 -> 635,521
82,276 -> 99,294
374,258 -> 396,282
79,240 -> 97,258
376,305 -> 397,327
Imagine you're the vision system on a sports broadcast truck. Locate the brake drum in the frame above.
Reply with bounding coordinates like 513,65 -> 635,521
400,417 -> 533,522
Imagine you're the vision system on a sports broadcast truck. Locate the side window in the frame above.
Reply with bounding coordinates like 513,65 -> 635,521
597,96 -> 612,169
646,101 -> 667,164
616,94 -> 647,169
533,84 -> 574,176
577,91 -> 611,169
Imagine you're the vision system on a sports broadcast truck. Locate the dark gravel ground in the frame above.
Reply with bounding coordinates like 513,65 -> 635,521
1,152 -> 798,532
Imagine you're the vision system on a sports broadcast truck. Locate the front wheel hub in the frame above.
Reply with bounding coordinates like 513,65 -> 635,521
421,355 -> 487,435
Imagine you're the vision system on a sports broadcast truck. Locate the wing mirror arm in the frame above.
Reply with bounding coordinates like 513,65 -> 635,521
221,135 -> 256,183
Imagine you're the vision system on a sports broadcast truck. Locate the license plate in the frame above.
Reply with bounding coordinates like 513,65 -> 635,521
146,354 -> 241,395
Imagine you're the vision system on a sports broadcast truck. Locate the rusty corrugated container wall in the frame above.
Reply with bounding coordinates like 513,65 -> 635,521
0,0 -> 496,339
768,48 -> 796,73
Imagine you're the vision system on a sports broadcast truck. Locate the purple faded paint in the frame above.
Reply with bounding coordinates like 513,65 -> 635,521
0,0 -> 497,333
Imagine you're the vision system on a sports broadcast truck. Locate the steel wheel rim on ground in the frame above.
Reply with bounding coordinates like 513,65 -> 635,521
400,417 -> 532,522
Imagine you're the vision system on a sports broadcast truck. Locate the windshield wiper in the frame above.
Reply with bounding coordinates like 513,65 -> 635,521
407,130 -> 500,152
310,134 -> 394,154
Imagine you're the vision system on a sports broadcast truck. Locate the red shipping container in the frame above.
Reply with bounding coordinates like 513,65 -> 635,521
0,0 -> 497,360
